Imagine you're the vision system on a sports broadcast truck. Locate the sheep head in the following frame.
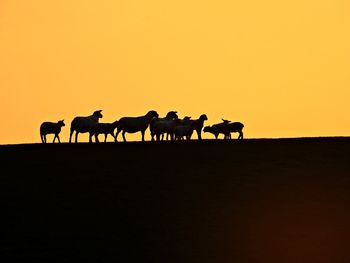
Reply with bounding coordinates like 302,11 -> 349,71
58,120 -> 65,127
93,110 -> 103,119
203,126 -> 211,133
222,119 -> 231,124
166,111 -> 179,119
199,114 -> 208,121
147,110 -> 159,119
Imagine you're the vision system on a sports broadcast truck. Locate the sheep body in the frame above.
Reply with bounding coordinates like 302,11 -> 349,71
150,111 -> 178,141
115,110 -> 159,142
180,114 -> 208,140
40,120 -> 65,143
203,120 -> 244,139
203,122 -> 229,139
90,121 -> 119,142
174,123 -> 196,140
226,122 -> 244,139
69,110 -> 103,143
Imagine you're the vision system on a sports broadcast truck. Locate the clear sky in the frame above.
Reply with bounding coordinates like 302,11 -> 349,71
0,0 -> 349,143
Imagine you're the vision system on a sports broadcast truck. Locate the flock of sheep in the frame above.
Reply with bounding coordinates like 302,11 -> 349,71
39,110 -> 244,143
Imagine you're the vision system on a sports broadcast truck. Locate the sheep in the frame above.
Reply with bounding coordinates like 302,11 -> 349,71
174,122 -> 197,141
69,110 -> 103,143
203,119 -> 244,140
90,120 -> 119,143
40,120 -> 65,143
115,110 -> 159,142
203,119 -> 231,140
149,111 -> 179,141
226,122 -> 244,139
180,114 -> 208,140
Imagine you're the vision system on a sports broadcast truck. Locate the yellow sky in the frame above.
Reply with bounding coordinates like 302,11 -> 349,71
0,0 -> 349,143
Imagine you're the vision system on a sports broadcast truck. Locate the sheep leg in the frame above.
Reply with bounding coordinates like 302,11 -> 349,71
239,132 -> 243,140
69,130 -> 74,143
41,135 -> 45,143
141,130 -> 145,142
57,135 -> 61,143
95,134 -> 100,143
104,134 -> 108,143
196,129 -> 202,140
88,132 -> 93,143
122,131 -> 127,142
115,129 -> 121,142
53,135 -> 57,143
75,132 -> 79,143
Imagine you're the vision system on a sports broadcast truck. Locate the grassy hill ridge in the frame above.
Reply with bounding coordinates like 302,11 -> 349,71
1,138 -> 350,262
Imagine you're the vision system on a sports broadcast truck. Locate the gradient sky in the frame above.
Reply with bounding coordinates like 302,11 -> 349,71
1,0 -> 349,143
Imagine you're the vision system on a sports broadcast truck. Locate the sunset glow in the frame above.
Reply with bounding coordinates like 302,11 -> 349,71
1,0 -> 349,143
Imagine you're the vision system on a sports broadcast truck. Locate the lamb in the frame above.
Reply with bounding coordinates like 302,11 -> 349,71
174,122 -> 197,141
150,111 -> 179,141
203,119 -> 244,140
69,110 -> 103,143
90,120 -> 119,143
115,110 -> 159,142
203,119 -> 231,139
180,114 -> 208,140
40,120 -> 65,143
226,122 -> 244,139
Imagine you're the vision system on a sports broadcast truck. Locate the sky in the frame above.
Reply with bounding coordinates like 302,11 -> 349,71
0,0 -> 349,144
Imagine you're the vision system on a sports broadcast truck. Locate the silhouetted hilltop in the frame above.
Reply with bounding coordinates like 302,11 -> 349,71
1,138 -> 350,263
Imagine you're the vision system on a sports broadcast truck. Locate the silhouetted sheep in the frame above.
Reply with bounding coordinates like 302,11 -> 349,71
115,110 -> 159,142
40,120 -> 65,143
69,110 -> 103,143
226,122 -> 244,139
150,111 -> 179,141
174,122 -> 197,140
204,119 -> 244,140
203,119 -> 230,139
181,114 -> 208,140
90,121 -> 119,143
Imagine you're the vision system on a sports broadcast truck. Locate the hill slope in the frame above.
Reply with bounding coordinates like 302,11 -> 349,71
1,138 -> 350,263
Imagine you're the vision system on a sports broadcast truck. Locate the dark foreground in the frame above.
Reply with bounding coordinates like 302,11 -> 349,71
1,138 -> 350,263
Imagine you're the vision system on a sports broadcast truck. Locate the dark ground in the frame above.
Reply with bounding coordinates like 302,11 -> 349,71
0,138 -> 350,263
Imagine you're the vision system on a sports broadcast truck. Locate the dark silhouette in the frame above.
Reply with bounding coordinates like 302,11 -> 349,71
226,121 -> 244,139
40,120 -> 65,143
149,111 -> 179,141
181,114 -> 208,140
90,120 -> 119,143
204,119 -> 244,139
115,110 -> 159,142
174,121 -> 197,140
69,110 -> 103,143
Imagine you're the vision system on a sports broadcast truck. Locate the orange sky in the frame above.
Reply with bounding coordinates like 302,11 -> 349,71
0,0 -> 349,143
